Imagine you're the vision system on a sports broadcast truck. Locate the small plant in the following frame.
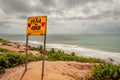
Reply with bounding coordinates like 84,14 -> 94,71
36,45 -> 43,54
0,38 -> 9,45
2,42 -> 8,45
70,52 -> 76,56
0,67 -> 5,73
50,48 -> 55,53
0,48 -> 9,52
57,50 -> 62,53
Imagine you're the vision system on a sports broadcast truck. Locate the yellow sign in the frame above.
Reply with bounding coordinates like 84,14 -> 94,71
26,16 -> 47,36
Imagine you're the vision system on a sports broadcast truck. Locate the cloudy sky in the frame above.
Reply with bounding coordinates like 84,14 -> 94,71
0,0 -> 120,34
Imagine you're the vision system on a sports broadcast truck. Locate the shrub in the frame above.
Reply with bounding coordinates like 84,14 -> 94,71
0,52 -> 25,68
46,50 -> 103,63
86,63 -> 120,80
0,52 -> 42,73
27,53 -> 42,61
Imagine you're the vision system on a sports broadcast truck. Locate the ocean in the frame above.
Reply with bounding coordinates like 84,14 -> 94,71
0,34 -> 120,64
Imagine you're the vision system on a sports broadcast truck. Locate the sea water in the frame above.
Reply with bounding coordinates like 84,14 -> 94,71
0,34 -> 120,64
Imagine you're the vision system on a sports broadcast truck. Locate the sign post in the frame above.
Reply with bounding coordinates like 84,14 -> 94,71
25,35 -> 28,71
26,16 -> 47,80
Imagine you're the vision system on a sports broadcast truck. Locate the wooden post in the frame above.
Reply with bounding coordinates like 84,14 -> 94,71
41,16 -> 47,80
25,35 -> 28,71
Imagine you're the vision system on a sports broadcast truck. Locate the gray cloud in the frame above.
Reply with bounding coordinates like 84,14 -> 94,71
0,21 -> 15,27
40,0 -> 55,7
0,0 -> 31,14
0,22 -> 7,27
17,15 -> 28,19
64,0 -> 98,8
0,0 -> 119,34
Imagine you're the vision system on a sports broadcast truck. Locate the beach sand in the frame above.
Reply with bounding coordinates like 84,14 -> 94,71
0,61 -> 93,80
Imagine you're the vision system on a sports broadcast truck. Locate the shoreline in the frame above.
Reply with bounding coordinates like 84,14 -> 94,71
13,40 -> 120,64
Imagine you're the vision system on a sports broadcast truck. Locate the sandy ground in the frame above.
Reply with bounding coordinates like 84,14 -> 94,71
0,43 -> 25,52
0,42 -> 39,55
0,61 -> 93,80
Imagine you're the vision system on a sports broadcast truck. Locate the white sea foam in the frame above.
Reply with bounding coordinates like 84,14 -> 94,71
12,41 -> 42,47
14,41 -> 120,64
46,43 -> 120,64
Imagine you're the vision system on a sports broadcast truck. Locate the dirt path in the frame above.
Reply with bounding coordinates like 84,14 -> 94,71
0,61 -> 93,80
